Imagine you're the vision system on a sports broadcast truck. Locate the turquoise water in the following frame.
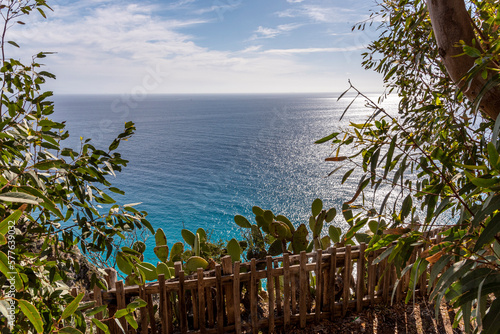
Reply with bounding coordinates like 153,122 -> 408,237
53,93 -> 396,262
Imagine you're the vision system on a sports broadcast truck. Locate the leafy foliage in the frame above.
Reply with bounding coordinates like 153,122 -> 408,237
0,1 -> 152,332
316,0 -> 500,332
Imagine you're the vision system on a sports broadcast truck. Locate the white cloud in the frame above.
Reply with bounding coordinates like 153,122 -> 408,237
276,5 -> 362,23
3,1 -> 381,94
263,46 -> 365,54
250,23 -> 302,40
287,0 -> 305,3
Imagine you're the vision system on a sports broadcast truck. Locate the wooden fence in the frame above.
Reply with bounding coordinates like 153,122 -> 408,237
89,231 -> 441,334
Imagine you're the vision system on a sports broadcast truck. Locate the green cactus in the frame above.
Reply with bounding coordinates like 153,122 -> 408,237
170,242 -> 184,262
155,228 -> 167,246
157,262 -> 173,278
329,225 -> 342,244
193,232 -> 201,257
234,215 -> 252,228
154,245 -> 169,262
227,238 -> 241,262
181,229 -> 196,248
133,241 -> 146,254
137,262 -> 158,281
185,256 -> 209,274
292,224 -> 309,253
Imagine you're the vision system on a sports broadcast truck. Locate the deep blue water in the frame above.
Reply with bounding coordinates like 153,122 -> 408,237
52,93 -> 397,262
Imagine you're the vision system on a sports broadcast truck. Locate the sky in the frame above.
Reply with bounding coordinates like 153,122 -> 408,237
7,0 -> 385,94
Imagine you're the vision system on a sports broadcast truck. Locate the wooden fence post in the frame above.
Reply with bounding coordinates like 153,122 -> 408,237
274,259 -> 282,316
356,243 -> 366,312
104,268 -> 117,289
342,245 -> 352,317
221,256 -> 235,325
299,251 -> 307,328
283,253 -> 291,329
197,268 -> 206,334
139,284 -> 148,334
329,247 -> 337,319
215,264 -> 224,334
103,268 -> 119,334
93,285 -> 104,334
315,249 -> 322,324
250,258 -> 258,334
115,281 -> 128,332
179,270 -> 187,334
158,274 -> 168,334
367,250 -> 375,306
266,256 -> 275,333
233,262 -> 242,334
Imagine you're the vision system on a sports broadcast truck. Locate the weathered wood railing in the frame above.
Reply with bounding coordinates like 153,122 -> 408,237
89,231 -> 441,334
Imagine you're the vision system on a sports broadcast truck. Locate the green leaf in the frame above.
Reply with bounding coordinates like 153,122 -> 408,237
470,177 -> 500,188
18,300 -> 43,333
342,203 -> 354,226
62,292 -> 84,319
311,198 -> 323,217
0,192 -> 40,205
315,132 -> 339,144
341,168 -> 355,184
127,298 -> 147,310
373,246 -> 394,265
86,305 -> 107,317
92,318 -> 110,334
7,41 -> 19,48
114,308 -> 129,319
18,186 -> 64,219
125,313 -> 138,329
0,234 -> 5,245
33,159 -> 65,170
474,213 -> 500,252
137,262 -> 158,281
116,252 -> 133,275
234,215 -> 251,228
59,327 -> 84,334
384,135 -> 397,178
487,142 -> 500,170
401,195 -> 412,219
482,297 -> 500,334
0,210 -> 22,235
344,218 -> 367,241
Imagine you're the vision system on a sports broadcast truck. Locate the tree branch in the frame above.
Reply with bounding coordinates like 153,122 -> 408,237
427,0 -> 500,119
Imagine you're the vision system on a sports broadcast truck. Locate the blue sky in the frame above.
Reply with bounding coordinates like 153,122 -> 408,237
9,0 -> 384,94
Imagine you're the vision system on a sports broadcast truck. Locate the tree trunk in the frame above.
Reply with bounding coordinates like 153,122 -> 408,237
427,0 -> 500,120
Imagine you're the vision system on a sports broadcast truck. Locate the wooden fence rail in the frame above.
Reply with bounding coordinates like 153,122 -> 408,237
90,231 -> 441,334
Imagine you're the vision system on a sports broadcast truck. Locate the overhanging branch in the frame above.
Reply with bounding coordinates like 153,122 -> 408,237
427,0 -> 500,119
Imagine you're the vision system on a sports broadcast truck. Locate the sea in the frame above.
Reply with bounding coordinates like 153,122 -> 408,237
52,93 -> 399,262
